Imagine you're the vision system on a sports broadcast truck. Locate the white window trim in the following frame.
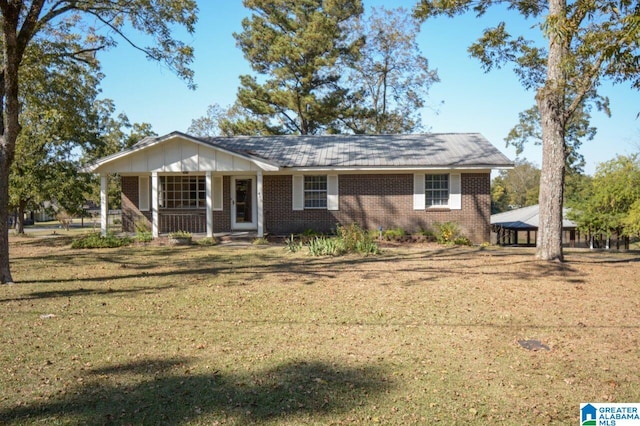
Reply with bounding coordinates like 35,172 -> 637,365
414,173 -> 461,210
159,175 -> 207,209
292,174 -> 339,211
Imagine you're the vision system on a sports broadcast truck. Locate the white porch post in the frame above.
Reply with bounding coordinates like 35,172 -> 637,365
206,171 -> 213,238
100,174 -> 108,236
151,172 -> 159,238
257,169 -> 264,237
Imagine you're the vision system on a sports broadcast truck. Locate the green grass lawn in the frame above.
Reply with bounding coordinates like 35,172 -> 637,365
1,236 -> 639,425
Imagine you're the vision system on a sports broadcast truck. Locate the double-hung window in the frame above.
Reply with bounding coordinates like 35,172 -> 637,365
292,175 -> 339,211
425,174 -> 449,207
304,175 -> 327,209
413,173 -> 461,210
159,175 -> 206,209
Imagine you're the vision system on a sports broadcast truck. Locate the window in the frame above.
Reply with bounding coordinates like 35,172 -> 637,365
304,175 -> 327,209
159,175 -> 206,209
425,174 -> 449,207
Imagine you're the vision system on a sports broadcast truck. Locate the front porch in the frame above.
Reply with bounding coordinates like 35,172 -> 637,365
102,171 -> 267,239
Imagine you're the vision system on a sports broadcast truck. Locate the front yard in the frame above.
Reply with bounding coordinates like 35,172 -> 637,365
1,236 -> 638,424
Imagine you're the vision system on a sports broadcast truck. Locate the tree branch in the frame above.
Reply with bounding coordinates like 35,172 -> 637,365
85,10 -> 160,60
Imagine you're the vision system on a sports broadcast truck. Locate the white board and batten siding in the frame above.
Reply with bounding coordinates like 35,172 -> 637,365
104,138 -> 259,174
413,173 -> 461,210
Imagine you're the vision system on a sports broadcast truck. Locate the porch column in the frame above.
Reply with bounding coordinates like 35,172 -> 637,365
100,174 -> 108,236
257,169 -> 264,237
151,172 -> 159,238
206,171 -> 213,238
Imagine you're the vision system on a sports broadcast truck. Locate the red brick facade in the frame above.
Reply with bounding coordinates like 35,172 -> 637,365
122,173 -> 491,243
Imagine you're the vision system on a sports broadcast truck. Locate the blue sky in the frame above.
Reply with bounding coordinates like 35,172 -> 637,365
97,0 -> 639,175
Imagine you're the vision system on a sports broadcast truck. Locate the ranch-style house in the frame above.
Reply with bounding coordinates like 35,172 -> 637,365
82,131 -> 513,243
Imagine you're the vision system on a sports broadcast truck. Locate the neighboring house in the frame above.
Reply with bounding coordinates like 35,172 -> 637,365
82,131 -> 513,243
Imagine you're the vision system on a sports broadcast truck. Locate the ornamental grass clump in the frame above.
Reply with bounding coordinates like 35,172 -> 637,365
307,235 -> 346,256
301,224 -> 380,256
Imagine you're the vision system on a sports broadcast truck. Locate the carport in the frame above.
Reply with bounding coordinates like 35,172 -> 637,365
491,205 -> 578,247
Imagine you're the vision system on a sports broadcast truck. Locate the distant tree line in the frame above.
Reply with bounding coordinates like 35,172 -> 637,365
492,153 -> 640,244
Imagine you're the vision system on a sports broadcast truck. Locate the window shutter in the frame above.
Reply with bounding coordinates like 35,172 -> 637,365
292,175 -> 304,211
139,176 -> 150,211
413,174 -> 425,210
327,175 -> 339,211
213,176 -> 223,211
449,173 -> 461,210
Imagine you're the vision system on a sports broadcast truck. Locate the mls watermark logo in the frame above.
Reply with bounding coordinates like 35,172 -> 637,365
581,403 -> 640,425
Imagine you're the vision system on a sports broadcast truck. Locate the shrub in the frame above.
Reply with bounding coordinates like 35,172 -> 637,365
72,233 -> 133,249
382,227 -> 406,241
434,222 -> 460,245
355,239 -> 381,255
416,227 -> 437,241
197,237 -> 218,246
56,211 -> 74,231
252,237 -> 269,245
135,231 -> 153,243
433,222 -> 472,246
453,236 -> 472,246
336,223 -> 368,251
168,230 -> 192,239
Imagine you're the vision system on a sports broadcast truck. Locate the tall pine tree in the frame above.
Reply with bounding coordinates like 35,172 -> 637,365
230,0 -> 363,135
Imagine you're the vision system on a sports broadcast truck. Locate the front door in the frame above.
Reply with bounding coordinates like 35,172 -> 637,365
231,176 -> 257,230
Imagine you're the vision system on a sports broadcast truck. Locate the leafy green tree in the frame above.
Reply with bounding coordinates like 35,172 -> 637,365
0,1 -> 197,284
338,7 -> 439,134
491,159 -> 540,213
82,100 -> 157,210
416,0 -> 640,261
505,101 -> 605,174
231,0 -> 363,135
187,104 -> 228,137
9,35 -> 102,234
568,155 -> 640,238
563,169 -> 592,206
622,199 -> 640,238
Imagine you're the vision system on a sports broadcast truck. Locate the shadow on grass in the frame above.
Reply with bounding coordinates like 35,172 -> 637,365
8,244 -> 593,290
0,284 -> 178,303
10,235 -> 76,248
1,357 -> 391,425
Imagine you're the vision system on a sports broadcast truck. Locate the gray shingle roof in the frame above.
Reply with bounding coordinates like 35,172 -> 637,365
198,133 -> 513,168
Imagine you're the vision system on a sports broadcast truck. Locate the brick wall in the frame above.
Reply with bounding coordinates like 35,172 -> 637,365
264,173 -> 491,243
121,176 -> 151,232
123,173 -> 491,243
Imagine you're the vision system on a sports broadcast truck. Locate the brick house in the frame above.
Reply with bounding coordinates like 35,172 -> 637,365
83,131 -> 513,243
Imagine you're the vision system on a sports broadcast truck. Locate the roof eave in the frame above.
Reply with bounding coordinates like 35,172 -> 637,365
289,164 -> 513,172
80,131 -> 281,173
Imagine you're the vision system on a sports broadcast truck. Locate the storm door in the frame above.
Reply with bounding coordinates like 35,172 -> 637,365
231,176 -> 257,230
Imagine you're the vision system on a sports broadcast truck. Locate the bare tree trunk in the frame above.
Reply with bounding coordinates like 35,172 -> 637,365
535,0 -> 567,262
16,199 -> 25,234
0,153 -> 13,283
0,4 -> 26,284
